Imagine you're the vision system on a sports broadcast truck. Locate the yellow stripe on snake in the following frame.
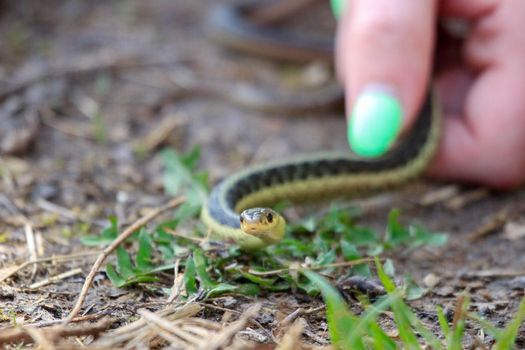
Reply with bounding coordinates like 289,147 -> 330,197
201,2 -> 441,249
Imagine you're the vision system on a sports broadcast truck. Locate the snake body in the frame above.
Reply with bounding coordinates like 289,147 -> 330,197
201,95 -> 440,249
201,2 -> 441,249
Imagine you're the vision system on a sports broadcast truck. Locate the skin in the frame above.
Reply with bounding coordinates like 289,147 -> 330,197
336,0 -> 525,189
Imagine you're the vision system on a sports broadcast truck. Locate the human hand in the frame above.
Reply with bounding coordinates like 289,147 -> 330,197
334,0 -> 525,189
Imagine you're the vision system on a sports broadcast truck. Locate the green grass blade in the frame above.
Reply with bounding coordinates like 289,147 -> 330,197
304,271 -> 364,350
348,294 -> 395,345
436,306 -> 450,338
368,323 -> 397,350
193,249 -> 217,290
448,297 -> 469,350
375,257 -> 396,293
183,255 -> 197,295
493,298 -> 525,350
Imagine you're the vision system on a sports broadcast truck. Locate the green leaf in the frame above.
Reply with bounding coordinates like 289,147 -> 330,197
81,216 -> 118,246
409,225 -> 448,247
161,148 -> 207,202
183,255 -> 198,295
174,201 -> 201,222
296,277 -> 321,296
385,209 -> 409,245
344,226 -> 379,246
105,263 -> 126,288
341,241 -> 359,261
239,271 -> 277,287
180,145 -> 201,169
207,283 -> 260,297
375,257 -> 396,294
116,246 -> 134,280
340,241 -> 370,277
403,275 -> 426,301
136,229 -> 154,271
316,248 -> 337,266
193,249 -> 217,290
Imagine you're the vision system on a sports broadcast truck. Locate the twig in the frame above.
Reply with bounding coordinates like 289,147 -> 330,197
0,319 -> 112,347
0,52 -> 180,102
467,209 -> 509,242
138,309 -> 201,346
92,303 -> 201,347
36,197 -> 106,227
246,0 -> 321,25
0,251 -> 100,284
26,313 -> 105,328
203,304 -> 261,350
20,326 -> 56,350
452,295 -> 466,329
167,258 -> 181,303
461,269 -> 525,278
63,196 -> 185,324
199,302 -> 242,315
247,257 -> 376,276
24,223 -> 38,280
445,188 -> 490,210
133,112 -> 188,154
29,267 -> 83,289
275,319 -> 305,350
164,227 -> 207,244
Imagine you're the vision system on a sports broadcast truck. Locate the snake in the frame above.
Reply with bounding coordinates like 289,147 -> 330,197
200,1 -> 441,249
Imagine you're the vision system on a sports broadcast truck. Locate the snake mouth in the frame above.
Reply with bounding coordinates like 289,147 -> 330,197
241,224 -> 265,235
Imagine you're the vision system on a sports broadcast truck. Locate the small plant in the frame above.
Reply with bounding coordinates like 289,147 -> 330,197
306,258 -> 525,350
81,147 -> 448,298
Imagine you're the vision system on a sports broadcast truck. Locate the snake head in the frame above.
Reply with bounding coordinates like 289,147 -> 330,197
239,208 -> 285,244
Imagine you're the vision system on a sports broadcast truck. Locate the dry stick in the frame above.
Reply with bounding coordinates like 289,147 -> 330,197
24,223 -> 38,280
247,257 -> 377,276
138,309 -> 199,346
0,52 -> 181,102
63,196 -> 185,324
247,0 -> 321,25
29,267 -> 83,289
0,320 -> 112,347
19,326 -> 56,350
467,208 -> 509,242
0,251 -> 100,284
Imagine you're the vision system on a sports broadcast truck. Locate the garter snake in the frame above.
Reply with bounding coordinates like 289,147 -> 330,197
201,1 -> 441,249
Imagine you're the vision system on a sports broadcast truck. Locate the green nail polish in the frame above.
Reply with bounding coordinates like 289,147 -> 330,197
330,0 -> 345,19
348,89 -> 402,158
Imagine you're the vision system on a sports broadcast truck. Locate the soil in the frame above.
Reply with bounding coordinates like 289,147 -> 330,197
1,1 -> 524,348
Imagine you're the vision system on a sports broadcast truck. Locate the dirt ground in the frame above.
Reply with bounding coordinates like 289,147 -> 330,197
1,1 -> 525,348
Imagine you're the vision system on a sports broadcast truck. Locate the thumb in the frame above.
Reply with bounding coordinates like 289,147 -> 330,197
336,0 -> 437,157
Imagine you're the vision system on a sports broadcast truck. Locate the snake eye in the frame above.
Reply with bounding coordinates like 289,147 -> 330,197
266,212 -> 273,223
239,216 -> 244,224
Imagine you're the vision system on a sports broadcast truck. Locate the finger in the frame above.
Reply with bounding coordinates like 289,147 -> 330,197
430,64 -> 525,189
429,0 -> 525,189
336,0 -> 437,157
440,0 -> 497,20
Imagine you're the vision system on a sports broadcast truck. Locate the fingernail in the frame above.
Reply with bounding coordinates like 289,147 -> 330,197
348,85 -> 402,158
330,0 -> 346,19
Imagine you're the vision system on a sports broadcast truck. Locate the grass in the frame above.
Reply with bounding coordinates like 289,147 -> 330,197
306,258 -> 525,349
80,147 -> 524,348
